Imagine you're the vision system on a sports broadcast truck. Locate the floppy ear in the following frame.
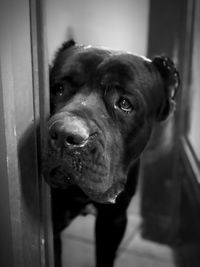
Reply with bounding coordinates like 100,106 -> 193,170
153,56 -> 180,121
56,39 -> 76,53
50,39 -> 76,68
50,39 -> 76,84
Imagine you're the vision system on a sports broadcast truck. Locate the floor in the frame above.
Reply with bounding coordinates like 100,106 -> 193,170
60,187 -> 181,267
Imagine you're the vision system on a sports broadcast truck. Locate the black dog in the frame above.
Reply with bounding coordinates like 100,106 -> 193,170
43,40 -> 180,267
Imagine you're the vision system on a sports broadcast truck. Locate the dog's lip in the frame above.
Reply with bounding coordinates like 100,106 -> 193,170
49,166 -> 71,180
43,163 -> 75,187
81,182 -> 124,204
44,161 -> 125,203
44,161 -> 112,193
44,160 -> 107,185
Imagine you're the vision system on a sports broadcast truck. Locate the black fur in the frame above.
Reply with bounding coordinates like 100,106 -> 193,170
43,41 -> 180,267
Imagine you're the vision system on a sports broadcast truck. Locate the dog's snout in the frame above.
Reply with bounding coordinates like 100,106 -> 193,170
49,116 -> 90,149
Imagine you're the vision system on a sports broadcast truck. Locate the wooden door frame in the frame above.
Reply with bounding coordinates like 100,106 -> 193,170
0,0 -> 53,266
178,0 -> 200,184
177,0 -> 200,248
30,1 -> 54,265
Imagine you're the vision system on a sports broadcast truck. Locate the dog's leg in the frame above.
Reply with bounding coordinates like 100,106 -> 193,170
51,187 -> 90,267
94,162 -> 140,267
94,195 -> 131,267
53,231 -> 62,267
52,210 -> 66,267
95,209 -> 127,267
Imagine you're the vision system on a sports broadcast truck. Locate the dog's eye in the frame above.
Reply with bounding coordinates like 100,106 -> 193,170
116,97 -> 133,113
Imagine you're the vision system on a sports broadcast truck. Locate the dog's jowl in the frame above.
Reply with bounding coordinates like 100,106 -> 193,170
43,40 -> 180,267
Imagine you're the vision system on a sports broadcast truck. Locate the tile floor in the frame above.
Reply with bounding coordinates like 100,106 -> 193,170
61,189 -> 179,267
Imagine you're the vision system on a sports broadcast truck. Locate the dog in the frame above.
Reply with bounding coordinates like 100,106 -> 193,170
43,40 -> 180,267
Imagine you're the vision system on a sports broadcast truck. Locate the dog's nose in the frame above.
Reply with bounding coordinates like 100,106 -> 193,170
49,118 -> 90,149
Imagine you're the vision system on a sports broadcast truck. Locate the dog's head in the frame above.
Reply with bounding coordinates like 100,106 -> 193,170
43,40 -> 180,203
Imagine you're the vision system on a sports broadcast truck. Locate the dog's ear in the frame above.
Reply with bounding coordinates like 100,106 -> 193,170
57,39 -> 76,53
51,39 -> 76,69
153,56 -> 180,121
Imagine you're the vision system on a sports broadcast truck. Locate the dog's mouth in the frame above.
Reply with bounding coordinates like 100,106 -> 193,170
43,148 -> 124,203
48,165 -> 73,187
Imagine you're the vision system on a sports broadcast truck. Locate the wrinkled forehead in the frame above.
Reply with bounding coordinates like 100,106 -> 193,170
54,46 -> 149,73
52,47 -> 108,75
50,46 -> 155,90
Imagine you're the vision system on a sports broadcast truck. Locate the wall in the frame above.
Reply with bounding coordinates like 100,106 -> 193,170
46,0 -> 149,62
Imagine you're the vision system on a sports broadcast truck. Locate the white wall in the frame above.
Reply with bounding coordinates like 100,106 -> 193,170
46,0 -> 149,62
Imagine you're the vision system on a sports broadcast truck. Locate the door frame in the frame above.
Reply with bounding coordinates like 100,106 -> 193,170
179,0 -> 200,184
0,0 -> 53,266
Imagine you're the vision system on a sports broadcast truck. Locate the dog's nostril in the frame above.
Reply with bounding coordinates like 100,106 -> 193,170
65,134 -> 87,146
49,119 -> 90,148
